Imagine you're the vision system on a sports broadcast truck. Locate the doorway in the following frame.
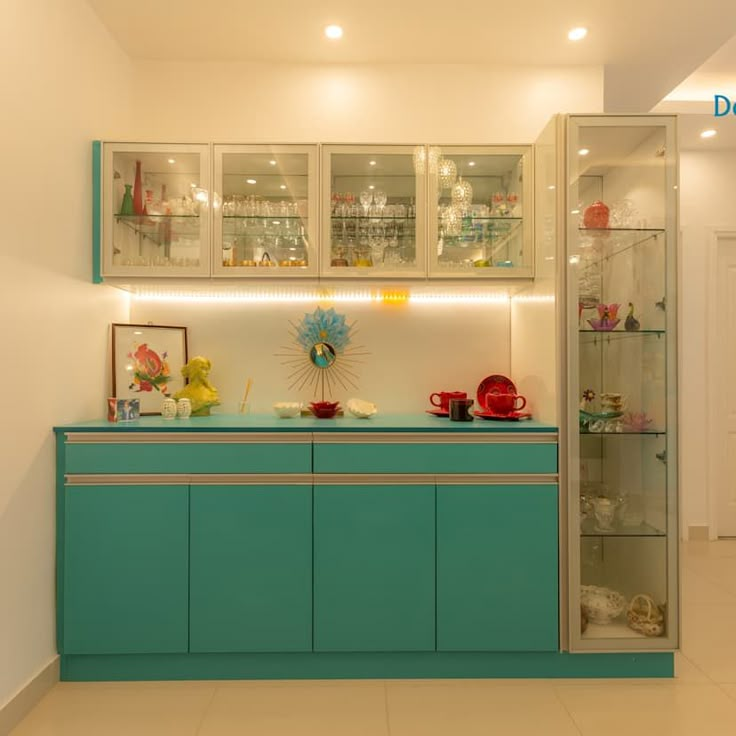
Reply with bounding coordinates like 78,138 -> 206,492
709,231 -> 736,537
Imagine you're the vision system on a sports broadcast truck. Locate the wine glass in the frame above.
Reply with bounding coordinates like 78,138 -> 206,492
373,190 -> 387,211
359,190 -> 373,214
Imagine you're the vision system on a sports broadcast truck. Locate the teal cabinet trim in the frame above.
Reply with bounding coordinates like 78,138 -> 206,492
55,415 -> 558,433
55,433 -> 67,652
92,141 -> 102,283
60,651 -> 674,681
62,484 -> 189,654
65,442 -> 311,474
314,483 -> 435,651
190,484 -> 312,652
437,484 -> 559,651
313,442 -> 557,474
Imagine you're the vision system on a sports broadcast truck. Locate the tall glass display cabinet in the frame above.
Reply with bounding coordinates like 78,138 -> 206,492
427,146 -> 533,278
320,145 -> 426,277
213,145 -> 319,276
101,143 -> 211,277
564,115 -> 678,650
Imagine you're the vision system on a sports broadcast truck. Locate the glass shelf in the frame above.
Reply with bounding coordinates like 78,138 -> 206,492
580,520 -> 666,538
576,228 -> 665,267
115,214 -> 201,247
580,430 -> 667,436
578,329 -> 665,336
331,215 -> 416,221
582,623 -> 647,640
223,215 -> 305,221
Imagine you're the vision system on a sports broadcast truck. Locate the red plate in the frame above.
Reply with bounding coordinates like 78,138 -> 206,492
426,409 -> 450,418
474,410 -> 532,421
476,374 -> 517,411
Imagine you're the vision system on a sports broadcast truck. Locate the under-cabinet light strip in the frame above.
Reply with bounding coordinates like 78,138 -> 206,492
130,289 -> 513,305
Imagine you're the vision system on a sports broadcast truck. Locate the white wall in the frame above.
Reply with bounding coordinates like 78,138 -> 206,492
129,298 -> 512,414
679,150 -> 736,537
129,62 -> 603,143
0,0 -> 132,710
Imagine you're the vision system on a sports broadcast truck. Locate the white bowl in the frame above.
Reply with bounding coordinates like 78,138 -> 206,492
273,402 -> 302,418
346,398 -> 377,419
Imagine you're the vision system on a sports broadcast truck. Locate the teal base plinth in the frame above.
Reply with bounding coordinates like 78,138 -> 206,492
60,651 -> 674,681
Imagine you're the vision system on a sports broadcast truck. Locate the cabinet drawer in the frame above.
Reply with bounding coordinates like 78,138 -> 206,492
313,434 -> 557,474
63,433 -> 312,474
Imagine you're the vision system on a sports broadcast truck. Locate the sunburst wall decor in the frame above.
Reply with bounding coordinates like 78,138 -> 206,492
275,307 -> 369,400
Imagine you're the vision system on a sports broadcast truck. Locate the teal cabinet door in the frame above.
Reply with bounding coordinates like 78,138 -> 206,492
437,484 -> 559,652
190,484 -> 312,652
62,484 -> 188,654
314,483 -> 435,652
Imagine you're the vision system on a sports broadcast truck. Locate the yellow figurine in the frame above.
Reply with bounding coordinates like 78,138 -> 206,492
174,356 -> 220,416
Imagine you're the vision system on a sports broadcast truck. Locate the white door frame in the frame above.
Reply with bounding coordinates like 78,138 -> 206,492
706,228 -> 736,538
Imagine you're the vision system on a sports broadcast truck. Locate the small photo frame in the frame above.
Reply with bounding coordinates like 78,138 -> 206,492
111,323 -> 188,415
107,397 -> 140,423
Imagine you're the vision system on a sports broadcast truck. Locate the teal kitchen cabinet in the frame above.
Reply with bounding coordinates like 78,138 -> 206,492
314,482 -> 435,651
61,484 -> 189,654
189,483 -> 313,652
437,483 -> 559,652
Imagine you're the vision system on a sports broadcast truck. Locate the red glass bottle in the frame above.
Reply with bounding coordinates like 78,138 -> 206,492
132,160 -> 144,215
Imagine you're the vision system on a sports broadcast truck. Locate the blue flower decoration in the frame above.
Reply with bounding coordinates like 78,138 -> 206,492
296,307 -> 351,352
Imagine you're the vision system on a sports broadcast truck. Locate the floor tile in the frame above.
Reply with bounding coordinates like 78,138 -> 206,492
674,652 -> 711,683
720,684 -> 736,702
9,681 -> 216,736
386,681 -> 581,736
680,567 -> 736,605
198,681 -> 389,736
554,682 -> 736,736
681,604 -> 736,683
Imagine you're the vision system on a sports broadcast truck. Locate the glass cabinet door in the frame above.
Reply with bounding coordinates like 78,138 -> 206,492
321,145 -> 426,277
213,145 -> 318,277
102,143 -> 211,277
428,146 -> 533,278
566,115 -> 678,650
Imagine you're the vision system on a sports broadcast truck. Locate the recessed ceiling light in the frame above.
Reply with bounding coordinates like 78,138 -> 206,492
246,178 -> 257,184
167,158 -> 176,164
280,184 -> 287,190
269,160 -> 277,165
133,331 -> 143,335
368,185 -> 375,190
369,160 -> 377,166
568,27 -> 588,41
547,185 -> 556,190
468,161 -> 476,167
324,24 -> 343,40
578,148 -> 590,156
700,129 -> 717,139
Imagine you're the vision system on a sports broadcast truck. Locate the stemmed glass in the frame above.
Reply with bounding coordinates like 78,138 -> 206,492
359,190 -> 373,214
373,190 -> 387,212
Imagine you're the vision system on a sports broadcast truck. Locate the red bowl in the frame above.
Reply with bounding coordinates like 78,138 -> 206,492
310,403 -> 339,419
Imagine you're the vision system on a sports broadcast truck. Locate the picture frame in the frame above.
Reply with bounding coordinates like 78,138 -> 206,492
111,323 -> 188,415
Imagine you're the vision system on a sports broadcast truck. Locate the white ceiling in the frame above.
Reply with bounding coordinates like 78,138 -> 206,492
87,0 -> 736,67
666,35 -> 736,102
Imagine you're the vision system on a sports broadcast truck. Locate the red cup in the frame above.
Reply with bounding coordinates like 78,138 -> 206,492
430,391 -> 467,411
486,392 -> 526,416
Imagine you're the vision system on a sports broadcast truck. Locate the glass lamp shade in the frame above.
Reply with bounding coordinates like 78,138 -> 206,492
441,205 -> 462,236
438,158 -> 458,189
451,177 -> 473,208
412,146 -> 427,175
428,146 -> 442,175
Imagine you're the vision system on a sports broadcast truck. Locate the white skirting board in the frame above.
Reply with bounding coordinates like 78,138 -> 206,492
0,657 -> 59,736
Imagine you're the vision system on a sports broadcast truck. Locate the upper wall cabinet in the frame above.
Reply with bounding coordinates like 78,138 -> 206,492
428,146 -> 533,279
100,143 -> 211,278
213,145 -> 319,277
320,145 -> 427,278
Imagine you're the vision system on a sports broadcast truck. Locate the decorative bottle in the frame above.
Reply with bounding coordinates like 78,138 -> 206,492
119,184 -> 134,216
132,160 -> 144,215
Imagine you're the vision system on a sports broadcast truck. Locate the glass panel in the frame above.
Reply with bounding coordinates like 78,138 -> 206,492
326,151 -> 420,273
110,150 -> 205,271
568,118 -> 676,648
434,151 -> 525,273
219,151 -> 311,271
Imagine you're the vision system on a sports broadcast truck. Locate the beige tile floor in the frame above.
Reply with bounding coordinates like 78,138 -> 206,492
10,540 -> 736,736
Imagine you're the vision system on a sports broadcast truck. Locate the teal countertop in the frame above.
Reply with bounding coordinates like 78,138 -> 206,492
55,414 -> 557,434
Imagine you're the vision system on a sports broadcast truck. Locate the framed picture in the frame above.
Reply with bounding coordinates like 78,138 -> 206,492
111,323 -> 188,415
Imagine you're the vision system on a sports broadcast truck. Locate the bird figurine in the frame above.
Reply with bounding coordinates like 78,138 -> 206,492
625,303 -> 641,332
